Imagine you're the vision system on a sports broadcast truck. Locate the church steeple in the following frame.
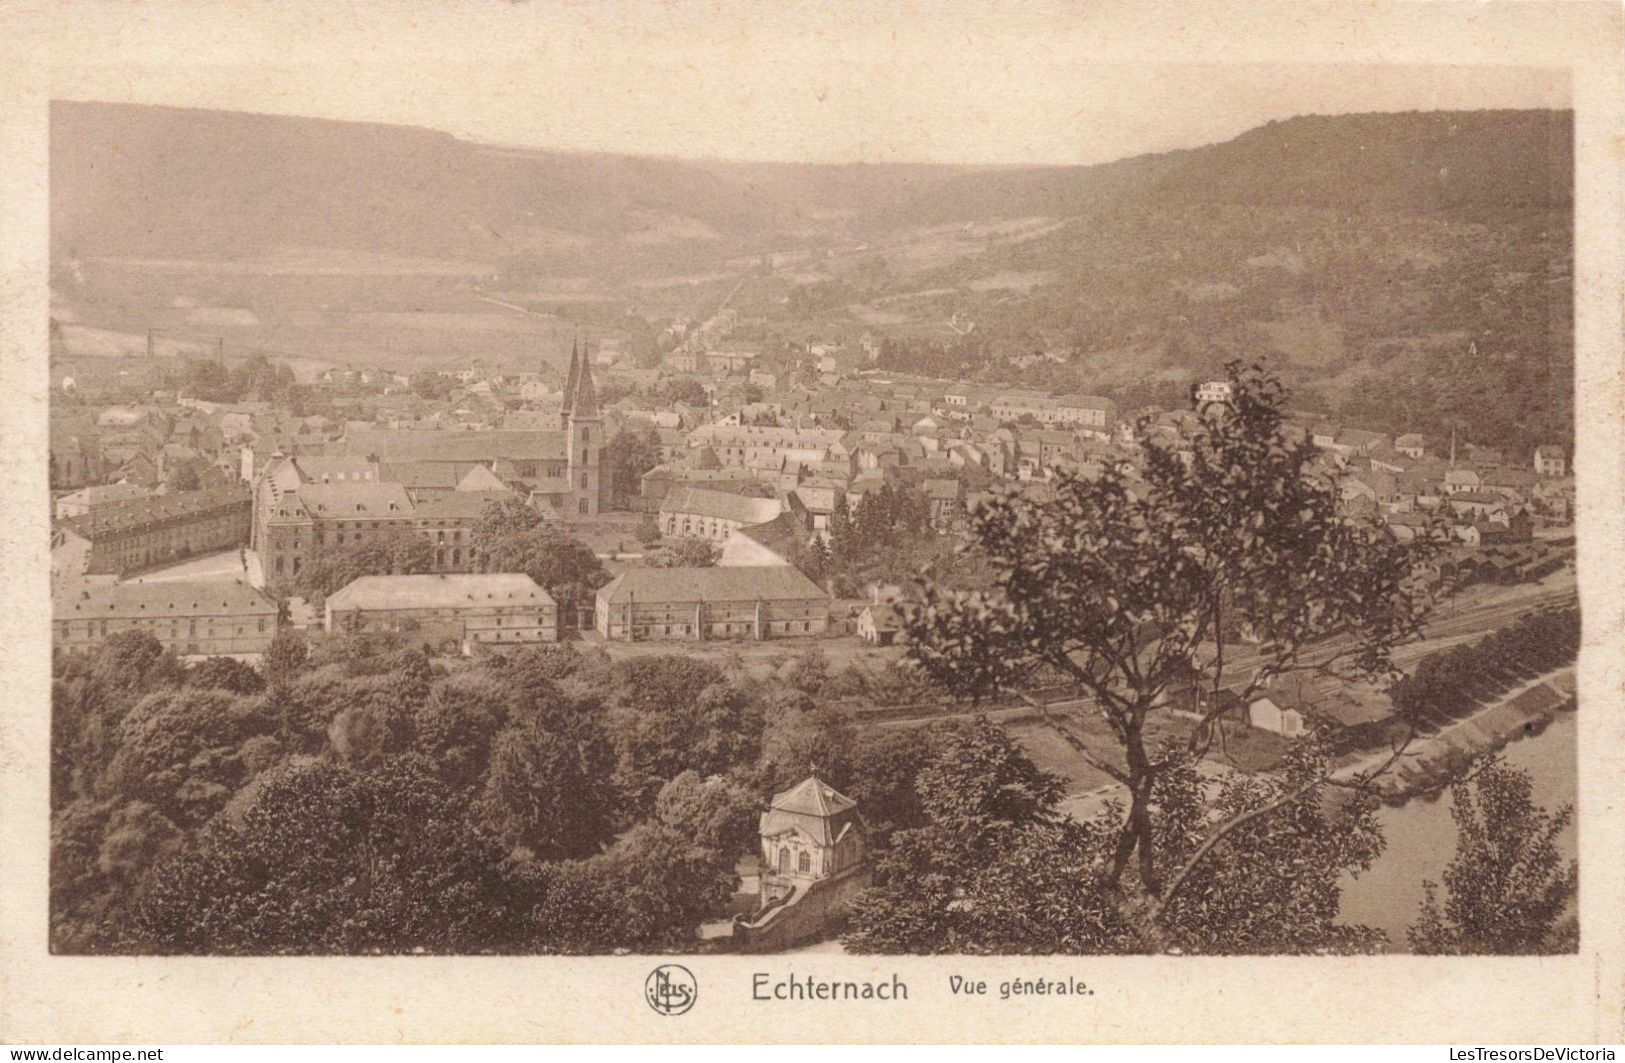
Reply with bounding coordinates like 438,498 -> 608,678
572,350 -> 600,420
565,337 -> 602,518
562,338 -> 580,411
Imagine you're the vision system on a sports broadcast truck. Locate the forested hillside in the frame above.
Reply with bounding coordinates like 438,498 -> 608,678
52,102 -> 1573,451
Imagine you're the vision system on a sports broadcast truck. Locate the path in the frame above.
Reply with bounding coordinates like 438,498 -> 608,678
1337,664 -> 1576,781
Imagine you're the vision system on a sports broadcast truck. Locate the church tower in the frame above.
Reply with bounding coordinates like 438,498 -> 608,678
559,339 -> 580,432
565,341 -> 603,517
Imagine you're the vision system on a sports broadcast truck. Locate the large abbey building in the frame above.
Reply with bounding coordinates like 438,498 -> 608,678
251,344 -> 606,591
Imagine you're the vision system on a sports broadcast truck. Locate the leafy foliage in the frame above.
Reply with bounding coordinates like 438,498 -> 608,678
472,500 -> 608,627
292,533 -> 433,603
1409,764 -> 1577,955
905,363 -> 1432,898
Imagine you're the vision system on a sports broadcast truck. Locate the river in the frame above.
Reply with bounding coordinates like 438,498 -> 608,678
1336,710 -> 1578,948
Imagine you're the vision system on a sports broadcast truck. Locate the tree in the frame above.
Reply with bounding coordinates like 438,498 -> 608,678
410,371 -> 456,401
647,537 -> 719,568
479,693 -> 618,860
1409,763 -> 1578,954
102,687 -> 275,826
757,694 -> 855,792
903,363 -> 1433,937
532,822 -> 738,953
843,718 -> 1130,953
656,377 -> 708,408
603,425 -> 661,509
654,770 -> 760,857
601,656 -> 758,808
412,670 -> 519,787
474,496 -> 546,542
474,514 -> 608,630
126,756 -> 530,954
293,533 -> 434,603
186,656 -> 265,695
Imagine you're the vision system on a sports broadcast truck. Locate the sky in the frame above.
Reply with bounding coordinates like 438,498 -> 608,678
29,1 -> 1580,165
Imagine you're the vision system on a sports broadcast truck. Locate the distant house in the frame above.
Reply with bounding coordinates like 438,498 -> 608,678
1246,695 -> 1308,738
53,579 -> 277,657
1533,445 -> 1566,478
1394,433 -> 1426,459
1443,468 -> 1482,494
595,565 -> 829,641
325,572 -> 557,652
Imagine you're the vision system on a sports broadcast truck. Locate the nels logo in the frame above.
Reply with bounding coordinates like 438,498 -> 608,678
645,964 -> 698,1016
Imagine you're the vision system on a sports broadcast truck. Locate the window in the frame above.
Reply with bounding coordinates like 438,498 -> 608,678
581,426 -> 590,442
779,847 -> 790,873
580,472 -> 588,489
798,851 -> 810,873
578,499 -> 588,515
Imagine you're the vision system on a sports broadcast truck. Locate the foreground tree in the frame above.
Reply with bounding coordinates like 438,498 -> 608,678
126,756 -> 529,954
844,719 -> 1387,954
844,718 -> 1133,953
1409,763 -> 1578,955
903,363 -> 1433,938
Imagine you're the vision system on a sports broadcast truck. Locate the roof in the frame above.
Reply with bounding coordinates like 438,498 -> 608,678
733,511 -> 807,560
56,482 -> 154,507
54,579 -> 276,619
378,461 -> 483,490
659,486 -> 783,525
327,573 -> 555,611
344,429 -> 567,464
286,481 -> 415,519
596,565 -> 828,606
772,775 -> 858,817
58,485 -> 250,540
412,490 -> 516,521
759,775 -> 861,846
290,455 -> 379,482
1056,394 -> 1116,412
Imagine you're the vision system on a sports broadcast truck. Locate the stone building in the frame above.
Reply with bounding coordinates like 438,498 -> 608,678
258,482 -> 510,590
324,573 -> 557,653
52,579 -> 278,657
52,485 -> 252,579
53,481 -> 156,520
593,565 -> 829,641
734,775 -> 870,952
758,775 -> 865,889
657,486 -> 783,542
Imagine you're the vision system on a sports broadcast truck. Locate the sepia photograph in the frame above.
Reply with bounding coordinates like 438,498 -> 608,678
4,0 -> 1623,1046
